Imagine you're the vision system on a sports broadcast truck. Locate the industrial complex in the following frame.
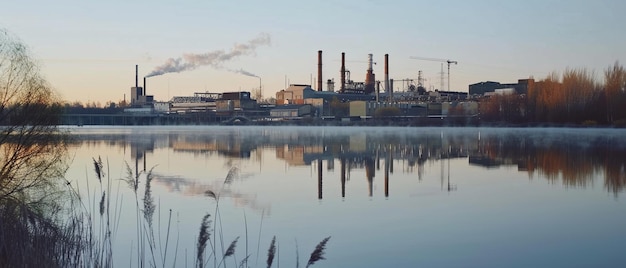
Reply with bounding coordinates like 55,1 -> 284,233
63,50 -> 531,125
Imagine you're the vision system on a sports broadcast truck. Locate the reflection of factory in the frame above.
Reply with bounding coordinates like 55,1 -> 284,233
79,130 -> 476,199
76,129 -> 626,199
170,135 -> 252,158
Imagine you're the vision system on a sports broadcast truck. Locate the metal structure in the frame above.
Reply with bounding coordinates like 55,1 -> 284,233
417,70 -> 424,88
337,52 -> 377,95
409,56 -> 457,91
341,52 -> 346,92
384,54 -> 390,99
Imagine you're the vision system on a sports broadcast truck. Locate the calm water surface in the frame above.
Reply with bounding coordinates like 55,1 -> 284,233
65,126 -> 626,268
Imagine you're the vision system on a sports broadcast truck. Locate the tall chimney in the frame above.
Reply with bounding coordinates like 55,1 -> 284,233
143,77 -> 146,96
340,52 -> 346,93
317,50 -> 323,92
135,65 -> 139,90
365,53 -> 375,94
384,54 -> 389,100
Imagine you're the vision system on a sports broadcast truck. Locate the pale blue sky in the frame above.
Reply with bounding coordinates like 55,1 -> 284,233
2,0 -> 625,103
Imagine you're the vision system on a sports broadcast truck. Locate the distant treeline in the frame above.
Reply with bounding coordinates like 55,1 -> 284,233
480,62 -> 626,126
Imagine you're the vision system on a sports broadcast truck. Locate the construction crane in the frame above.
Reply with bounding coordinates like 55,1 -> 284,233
409,56 -> 457,91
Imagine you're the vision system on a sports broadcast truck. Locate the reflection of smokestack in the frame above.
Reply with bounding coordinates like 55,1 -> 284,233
341,52 -> 346,93
366,158 -> 374,197
317,159 -> 323,199
341,158 -> 346,198
384,54 -> 389,100
317,50 -> 323,92
385,155 -> 389,197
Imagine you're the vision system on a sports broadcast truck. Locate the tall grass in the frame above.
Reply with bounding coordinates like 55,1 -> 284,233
2,156 -> 331,267
199,166 -> 331,268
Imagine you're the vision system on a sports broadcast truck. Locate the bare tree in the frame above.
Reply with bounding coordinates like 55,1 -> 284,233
604,61 -> 626,123
0,28 -> 67,204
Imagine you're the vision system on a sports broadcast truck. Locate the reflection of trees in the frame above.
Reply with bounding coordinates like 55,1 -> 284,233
476,132 -> 626,195
600,148 -> 626,197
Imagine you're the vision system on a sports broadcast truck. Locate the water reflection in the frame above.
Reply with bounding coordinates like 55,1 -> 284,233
71,127 -> 626,198
155,174 -> 270,213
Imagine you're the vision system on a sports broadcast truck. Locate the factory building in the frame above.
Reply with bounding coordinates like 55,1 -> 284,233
348,101 -> 479,118
130,65 -> 154,106
276,84 -> 376,104
469,79 -> 532,96
269,104 -> 313,118
276,84 -> 312,104
349,101 -> 428,117
215,91 -> 257,114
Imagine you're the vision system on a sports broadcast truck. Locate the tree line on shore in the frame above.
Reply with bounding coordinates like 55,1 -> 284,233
480,62 -> 626,126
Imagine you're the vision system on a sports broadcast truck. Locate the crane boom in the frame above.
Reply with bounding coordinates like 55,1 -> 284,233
409,56 -> 456,65
409,56 -> 458,91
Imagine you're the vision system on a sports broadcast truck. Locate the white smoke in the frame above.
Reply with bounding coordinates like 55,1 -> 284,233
229,68 -> 258,77
145,33 -> 270,77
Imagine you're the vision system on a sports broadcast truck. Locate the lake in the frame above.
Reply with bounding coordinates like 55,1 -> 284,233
64,126 -> 626,268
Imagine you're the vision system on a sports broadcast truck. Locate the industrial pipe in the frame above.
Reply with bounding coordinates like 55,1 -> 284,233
384,54 -> 389,99
317,50 -> 322,92
341,52 -> 346,93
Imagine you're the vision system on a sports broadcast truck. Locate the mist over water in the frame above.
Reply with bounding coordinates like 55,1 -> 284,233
65,126 -> 626,267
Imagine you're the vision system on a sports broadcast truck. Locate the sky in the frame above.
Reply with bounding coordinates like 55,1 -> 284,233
2,0 -> 625,103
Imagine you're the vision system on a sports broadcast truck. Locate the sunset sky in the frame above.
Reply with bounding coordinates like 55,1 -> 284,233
2,0 -> 625,103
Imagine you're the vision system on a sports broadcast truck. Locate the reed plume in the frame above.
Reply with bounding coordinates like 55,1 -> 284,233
224,167 -> 239,185
217,236 -> 239,268
98,191 -> 105,216
196,213 -> 212,268
238,255 -> 251,268
295,239 -> 300,268
122,162 -> 139,193
306,236 -> 330,268
143,167 -> 155,229
92,157 -> 103,182
224,236 -> 239,258
266,236 -> 276,268
205,190 -> 217,200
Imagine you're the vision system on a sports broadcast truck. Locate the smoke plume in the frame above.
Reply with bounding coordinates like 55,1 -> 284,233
229,68 -> 258,77
145,33 -> 270,77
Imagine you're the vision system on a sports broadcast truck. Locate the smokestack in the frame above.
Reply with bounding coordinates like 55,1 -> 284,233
364,54 -> 375,94
317,50 -> 323,92
341,52 -> 346,93
143,77 -> 146,96
135,65 -> 139,90
384,54 -> 389,100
